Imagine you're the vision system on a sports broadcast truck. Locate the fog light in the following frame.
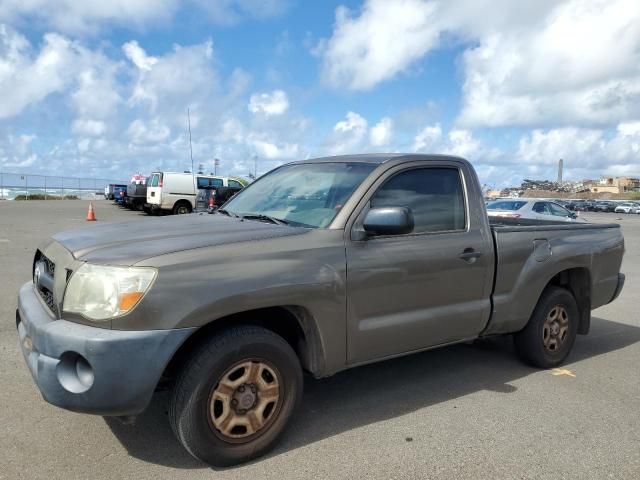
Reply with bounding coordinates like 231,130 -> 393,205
56,352 -> 94,393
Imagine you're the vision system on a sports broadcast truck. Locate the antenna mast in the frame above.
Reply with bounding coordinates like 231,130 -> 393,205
188,108 -> 195,189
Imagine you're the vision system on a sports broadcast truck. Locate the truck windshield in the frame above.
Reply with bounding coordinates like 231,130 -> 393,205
223,162 -> 376,228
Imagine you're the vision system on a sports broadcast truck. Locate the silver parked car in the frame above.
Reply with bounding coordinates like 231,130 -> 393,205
487,199 -> 587,222
614,202 -> 640,214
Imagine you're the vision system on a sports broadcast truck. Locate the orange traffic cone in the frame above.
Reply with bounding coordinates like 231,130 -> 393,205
86,202 -> 97,221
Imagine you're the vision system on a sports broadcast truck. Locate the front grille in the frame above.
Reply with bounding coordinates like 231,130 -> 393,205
34,250 -> 58,316
39,288 -> 56,312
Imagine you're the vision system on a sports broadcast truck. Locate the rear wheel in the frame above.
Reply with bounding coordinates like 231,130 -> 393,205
173,202 -> 192,215
514,286 -> 579,368
169,326 -> 303,467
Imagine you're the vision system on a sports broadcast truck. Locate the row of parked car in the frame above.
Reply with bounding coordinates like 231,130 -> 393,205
554,199 -> 640,213
486,197 -> 640,223
105,172 -> 245,215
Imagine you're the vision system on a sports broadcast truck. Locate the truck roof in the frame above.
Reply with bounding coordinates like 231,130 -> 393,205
289,153 -> 466,165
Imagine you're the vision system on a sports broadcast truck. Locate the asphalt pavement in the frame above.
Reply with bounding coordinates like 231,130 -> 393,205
1,200 -> 639,479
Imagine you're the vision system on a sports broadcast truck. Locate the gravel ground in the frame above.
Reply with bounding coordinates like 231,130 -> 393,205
1,200 -> 639,480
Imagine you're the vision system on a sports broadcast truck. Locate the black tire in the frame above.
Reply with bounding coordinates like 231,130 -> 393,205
169,326 -> 303,467
173,202 -> 192,215
514,286 -> 579,368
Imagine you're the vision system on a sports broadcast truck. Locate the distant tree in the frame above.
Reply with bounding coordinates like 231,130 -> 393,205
230,176 -> 251,186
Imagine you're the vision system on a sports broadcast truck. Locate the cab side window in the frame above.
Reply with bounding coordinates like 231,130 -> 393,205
370,168 -> 466,233
228,180 -> 243,188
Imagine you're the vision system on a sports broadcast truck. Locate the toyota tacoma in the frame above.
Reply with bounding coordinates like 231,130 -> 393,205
16,154 -> 625,466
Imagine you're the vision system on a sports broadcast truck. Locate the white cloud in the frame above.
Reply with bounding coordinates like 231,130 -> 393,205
248,134 -> 299,160
0,0 -> 177,34
458,0 -> 640,127
617,121 -> 640,137
126,40 -> 216,120
72,119 -> 107,136
0,1 -> 290,34
320,0 -> 640,128
0,26 -> 78,118
413,123 -> 442,151
412,123 -> 497,163
319,0 -> 439,90
248,90 -> 289,116
122,41 -> 158,71
328,111 -> 368,154
127,118 -> 171,144
0,134 -> 38,168
192,0 -> 290,25
369,117 -> 393,146
516,126 -> 640,174
443,129 -> 482,158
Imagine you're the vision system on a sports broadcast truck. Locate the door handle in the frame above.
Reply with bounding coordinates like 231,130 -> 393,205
459,248 -> 482,263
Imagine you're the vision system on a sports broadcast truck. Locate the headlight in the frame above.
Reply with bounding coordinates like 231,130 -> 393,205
63,264 -> 157,321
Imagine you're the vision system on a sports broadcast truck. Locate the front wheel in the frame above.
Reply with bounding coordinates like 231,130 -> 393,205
169,326 -> 303,467
514,286 -> 579,368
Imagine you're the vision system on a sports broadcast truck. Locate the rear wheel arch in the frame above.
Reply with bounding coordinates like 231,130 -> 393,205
160,306 -> 326,386
172,200 -> 192,214
545,267 -> 591,334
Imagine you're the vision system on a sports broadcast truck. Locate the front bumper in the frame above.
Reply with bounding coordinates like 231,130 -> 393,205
16,282 -> 196,416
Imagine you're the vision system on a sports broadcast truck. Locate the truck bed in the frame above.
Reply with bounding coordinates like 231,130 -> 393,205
485,218 -> 624,336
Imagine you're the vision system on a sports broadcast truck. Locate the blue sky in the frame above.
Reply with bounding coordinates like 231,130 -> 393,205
1,0 -> 639,187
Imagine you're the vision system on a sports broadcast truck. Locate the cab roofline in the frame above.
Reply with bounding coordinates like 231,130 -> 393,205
285,153 -> 467,165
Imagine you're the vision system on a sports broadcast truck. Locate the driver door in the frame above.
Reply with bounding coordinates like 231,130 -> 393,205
345,163 -> 494,364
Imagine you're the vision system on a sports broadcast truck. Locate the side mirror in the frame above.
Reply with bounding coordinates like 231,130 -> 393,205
363,207 -> 414,236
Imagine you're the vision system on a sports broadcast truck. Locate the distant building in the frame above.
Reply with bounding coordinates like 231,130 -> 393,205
588,177 -> 640,194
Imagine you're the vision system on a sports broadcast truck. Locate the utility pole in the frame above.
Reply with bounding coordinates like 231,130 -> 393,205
187,108 -> 195,189
253,154 -> 258,178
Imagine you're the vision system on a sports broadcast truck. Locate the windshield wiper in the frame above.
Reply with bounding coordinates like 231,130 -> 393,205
217,208 -> 239,218
241,214 -> 289,225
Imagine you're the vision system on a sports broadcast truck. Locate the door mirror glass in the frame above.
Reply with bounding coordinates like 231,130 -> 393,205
363,207 -> 414,236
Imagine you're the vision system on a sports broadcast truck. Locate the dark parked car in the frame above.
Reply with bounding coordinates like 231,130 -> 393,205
195,185 -> 243,212
574,201 -> 596,212
125,175 -> 148,211
112,186 -> 127,205
594,201 -> 616,212
104,183 -> 127,200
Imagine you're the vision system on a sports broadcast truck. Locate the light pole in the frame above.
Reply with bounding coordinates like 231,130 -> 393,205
253,154 -> 258,178
214,158 -> 220,175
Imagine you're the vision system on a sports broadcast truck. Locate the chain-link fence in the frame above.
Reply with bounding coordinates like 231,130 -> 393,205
0,172 -> 127,200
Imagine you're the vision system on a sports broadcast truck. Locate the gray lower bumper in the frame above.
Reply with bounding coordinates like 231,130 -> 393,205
16,282 -> 196,416
610,273 -> 625,303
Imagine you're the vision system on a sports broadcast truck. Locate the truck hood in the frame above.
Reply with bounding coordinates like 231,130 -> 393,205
52,213 -> 309,265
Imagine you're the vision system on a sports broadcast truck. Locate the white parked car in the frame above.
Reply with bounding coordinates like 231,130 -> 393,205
486,199 -> 587,222
146,172 -> 244,215
614,202 -> 640,214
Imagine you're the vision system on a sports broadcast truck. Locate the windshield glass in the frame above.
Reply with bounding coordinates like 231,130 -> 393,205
487,200 -> 527,211
223,162 -> 376,228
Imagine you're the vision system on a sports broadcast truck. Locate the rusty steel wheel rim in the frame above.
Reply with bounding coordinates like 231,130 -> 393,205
208,360 -> 282,443
543,305 -> 569,352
